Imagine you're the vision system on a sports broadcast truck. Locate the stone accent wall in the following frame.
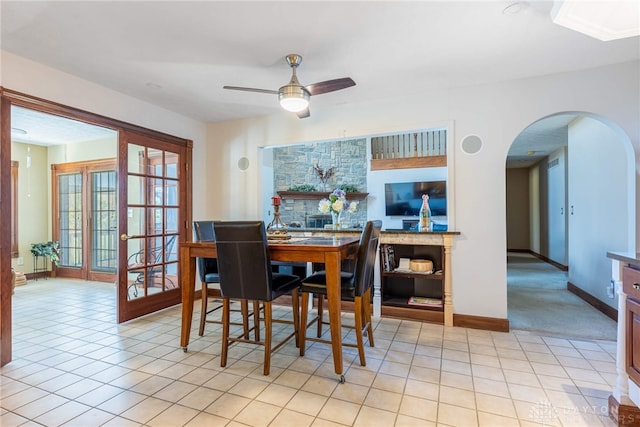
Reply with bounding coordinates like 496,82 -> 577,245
273,139 -> 368,228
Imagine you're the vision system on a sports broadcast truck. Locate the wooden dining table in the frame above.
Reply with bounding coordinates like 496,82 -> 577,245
179,235 -> 360,381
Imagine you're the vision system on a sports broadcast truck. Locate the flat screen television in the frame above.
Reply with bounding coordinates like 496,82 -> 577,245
384,181 -> 447,217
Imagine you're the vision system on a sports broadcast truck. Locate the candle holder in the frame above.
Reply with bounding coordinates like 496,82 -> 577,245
267,196 -> 290,240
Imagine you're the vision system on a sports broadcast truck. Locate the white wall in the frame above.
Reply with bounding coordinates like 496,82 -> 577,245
202,61 -> 639,321
3,49 -> 638,322
568,117 -> 634,307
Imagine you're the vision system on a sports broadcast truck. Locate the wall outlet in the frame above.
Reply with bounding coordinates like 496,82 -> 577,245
607,280 -> 615,299
16,257 -> 24,266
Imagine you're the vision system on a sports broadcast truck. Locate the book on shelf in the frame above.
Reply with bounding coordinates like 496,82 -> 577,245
381,244 -> 396,271
407,296 -> 442,307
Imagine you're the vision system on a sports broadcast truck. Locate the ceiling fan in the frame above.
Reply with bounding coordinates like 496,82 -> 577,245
223,54 -> 355,119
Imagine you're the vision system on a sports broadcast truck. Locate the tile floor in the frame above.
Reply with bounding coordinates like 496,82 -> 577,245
1,279 -> 618,426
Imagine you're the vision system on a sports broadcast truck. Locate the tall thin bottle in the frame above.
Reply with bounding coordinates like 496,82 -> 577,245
419,194 -> 431,232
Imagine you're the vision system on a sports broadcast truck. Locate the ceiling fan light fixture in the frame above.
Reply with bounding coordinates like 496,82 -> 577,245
279,85 -> 310,112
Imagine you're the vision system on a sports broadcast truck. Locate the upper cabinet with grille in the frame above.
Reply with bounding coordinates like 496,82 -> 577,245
371,129 -> 447,170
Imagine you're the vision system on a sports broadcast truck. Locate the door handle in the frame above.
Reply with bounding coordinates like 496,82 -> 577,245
120,234 -> 132,241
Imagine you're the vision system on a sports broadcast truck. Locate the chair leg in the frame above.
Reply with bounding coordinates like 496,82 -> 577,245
353,295 -> 367,366
363,288 -> 375,348
291,288 -> 300,348
317,294 -> 324,338
253,300 -> 261,342
220,298 -> 231,368
240,299 -> 250,339
300,292 -> 309,356
198,283 -> 208,336
263,301 -> 272,376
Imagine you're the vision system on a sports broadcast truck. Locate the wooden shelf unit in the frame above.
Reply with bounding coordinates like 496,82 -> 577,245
377,232 -> 457,326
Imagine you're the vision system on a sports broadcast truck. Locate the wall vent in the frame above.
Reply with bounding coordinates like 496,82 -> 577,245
548,158 -> 559,169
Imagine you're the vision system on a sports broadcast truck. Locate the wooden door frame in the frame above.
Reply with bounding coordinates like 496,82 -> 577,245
0,87 -> 193,366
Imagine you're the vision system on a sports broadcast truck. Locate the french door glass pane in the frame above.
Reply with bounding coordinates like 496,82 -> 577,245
126,145 -> 180,300
59,173 -> 83,268
91,171 -> 117,272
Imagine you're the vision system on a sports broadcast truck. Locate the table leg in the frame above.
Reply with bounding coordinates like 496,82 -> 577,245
180,246 -> 196,351
324,251 -> 344,379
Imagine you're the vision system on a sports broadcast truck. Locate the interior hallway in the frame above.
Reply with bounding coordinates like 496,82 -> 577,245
507,252 -> 617,342
1,278 -> 616,426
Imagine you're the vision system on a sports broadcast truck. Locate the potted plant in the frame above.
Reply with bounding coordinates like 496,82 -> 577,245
30,241 -> 61,266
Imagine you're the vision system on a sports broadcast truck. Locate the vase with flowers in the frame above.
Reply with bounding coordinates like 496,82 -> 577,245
318,189 -> 358,229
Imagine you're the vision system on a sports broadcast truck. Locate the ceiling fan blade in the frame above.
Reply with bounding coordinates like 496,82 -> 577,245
305,78 -> 355,96
296,108 -> 310,119
223,86 -> 279,95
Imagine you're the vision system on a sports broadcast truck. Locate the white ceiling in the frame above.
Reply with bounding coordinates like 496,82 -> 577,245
2,1 -> 638,167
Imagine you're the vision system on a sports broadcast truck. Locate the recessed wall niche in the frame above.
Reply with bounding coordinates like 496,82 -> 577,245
269,139 -> 367,228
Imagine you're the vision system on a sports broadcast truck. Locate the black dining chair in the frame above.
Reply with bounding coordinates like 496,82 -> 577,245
193,221 -> 252,338
299,220 -> 382,366
213,220 -> 301,375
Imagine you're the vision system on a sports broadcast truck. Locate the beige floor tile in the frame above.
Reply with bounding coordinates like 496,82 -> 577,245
228,377 -> 270,399
331,381 -> 370,404
371,372 -> 407,393
363,387 -> 403,412
473,378 -> 511,398
404,378 -> 439,400
204,393 -> 251,418
378,360 -> 410,378
441,358 -> 472,375
4,280 -> 623,427
317,397 -> 361,425
130,375 -> 174,395
153,380 -> 198,402
342,366 -> 376,387
97,390 -> 147,415
147,403 -> 200,427
256,383 -> 298,407
61,407 -> 116,426
177,386 -> 223,411
394,413 -> 436,426
119,396 -> 172,424
285,390 -> 329,416
439,384 -> 476,409
0,386 -> 49,411
398,395 -> 438,421
13,393 -> 69,420
33,400 -> 91,426
184,411 -> 230,426
203,371 -> 245,392
274,369 -> 312,389
470,353 -> 501,367
500,357 -> 534,373
270,408 -> 315,427
439,370 -> 474,391
75,384 -> 126,407
503,369 -> 541,387
310,418 -> 351,427
437,402 -> 479,426
234,400 -> 281,427
477,411 -> 520,426
101,415 -> 142,426
513,399 -> 562,426
475,393 -> 518,418
301,375 -> 339,396
353,405 -> 398,427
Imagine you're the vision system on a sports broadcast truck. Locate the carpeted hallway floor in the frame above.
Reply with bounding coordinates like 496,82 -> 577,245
507,252 -> 617,341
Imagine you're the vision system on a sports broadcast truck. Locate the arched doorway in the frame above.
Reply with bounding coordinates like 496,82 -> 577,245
505,112 -> 635,339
